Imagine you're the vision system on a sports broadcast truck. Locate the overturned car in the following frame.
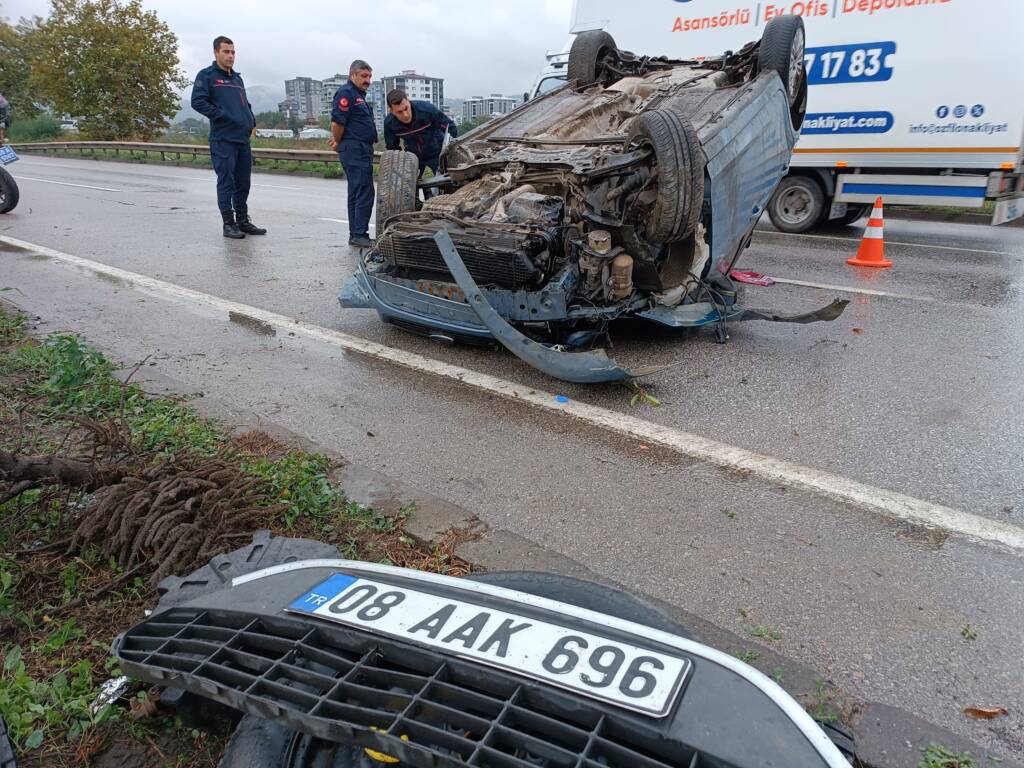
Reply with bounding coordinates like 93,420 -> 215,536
340,16 -> 847,383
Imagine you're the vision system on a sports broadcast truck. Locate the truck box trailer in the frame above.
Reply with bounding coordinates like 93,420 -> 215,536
532,0 -> 1024,231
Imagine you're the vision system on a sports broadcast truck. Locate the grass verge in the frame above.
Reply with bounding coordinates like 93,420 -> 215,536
0,308 -> 474,766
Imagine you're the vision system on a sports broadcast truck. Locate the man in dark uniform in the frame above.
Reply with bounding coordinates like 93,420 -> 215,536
383,88 -> 458,176
0,93 -> 9,142
190,36 -> 266,239
329,60 -> 377,249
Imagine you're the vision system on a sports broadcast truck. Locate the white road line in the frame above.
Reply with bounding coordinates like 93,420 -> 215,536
4,233 -> 1023,555
767,277 -> 935,302
12,176 -> 121,192
759,229 -> 1012,256
319,217 -> 376,233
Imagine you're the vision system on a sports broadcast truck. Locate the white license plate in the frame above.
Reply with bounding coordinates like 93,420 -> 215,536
287,574 -> 690,717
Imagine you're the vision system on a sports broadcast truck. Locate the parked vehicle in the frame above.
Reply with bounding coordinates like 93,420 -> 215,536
532,0 -> 1024,231
340,17 -> 846,383
0,144 -> 19,214
115,535 -> 855,767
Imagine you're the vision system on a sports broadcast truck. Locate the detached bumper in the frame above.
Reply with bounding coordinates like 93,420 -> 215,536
339,264 -> 493,341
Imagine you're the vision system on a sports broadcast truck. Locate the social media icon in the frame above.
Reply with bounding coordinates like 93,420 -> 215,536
971,104 -> 984,118
953,104 -> 967,118
936,105 -> 949,118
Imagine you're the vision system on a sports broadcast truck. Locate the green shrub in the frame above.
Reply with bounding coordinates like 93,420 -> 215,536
8,115 -> 63,143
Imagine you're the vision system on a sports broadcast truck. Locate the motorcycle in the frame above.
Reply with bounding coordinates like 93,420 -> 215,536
0,143 -> 19,214
113,534 -> 855,767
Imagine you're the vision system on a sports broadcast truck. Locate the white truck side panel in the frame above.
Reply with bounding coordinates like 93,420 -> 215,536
570,0 -> 1024,171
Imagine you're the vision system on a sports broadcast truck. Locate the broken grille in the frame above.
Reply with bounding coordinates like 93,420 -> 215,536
116,608 -> 709,768
379,226 -> 544,290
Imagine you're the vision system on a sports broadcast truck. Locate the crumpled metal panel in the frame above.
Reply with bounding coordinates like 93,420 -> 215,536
339,266 -> 579,325
638,298 -> 849,328
434,230 -> 656,383
700,75 -> 797,273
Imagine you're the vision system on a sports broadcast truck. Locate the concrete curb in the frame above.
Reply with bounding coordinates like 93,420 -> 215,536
9,305 -> 1020,768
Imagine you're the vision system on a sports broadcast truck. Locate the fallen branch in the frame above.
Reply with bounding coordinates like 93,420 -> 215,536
0,449 -> 125,491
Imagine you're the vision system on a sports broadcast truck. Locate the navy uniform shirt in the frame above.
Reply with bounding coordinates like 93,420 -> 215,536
383,100 -> 458,162
331,80 -> 378,144
191,62 -> 255,143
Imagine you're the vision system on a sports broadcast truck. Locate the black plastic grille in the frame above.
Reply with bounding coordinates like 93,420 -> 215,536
379,225 -> 543,289
116,608 -> 708,768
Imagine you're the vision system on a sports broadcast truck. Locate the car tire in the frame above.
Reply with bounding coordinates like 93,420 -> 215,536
758,15 -> 807,128
758,15 -> 805,108
375,149 -> 419,235
628,109 -> 705,243
0,167 -> 19,214
767,175 -> 825,233
567,30 -> 617,87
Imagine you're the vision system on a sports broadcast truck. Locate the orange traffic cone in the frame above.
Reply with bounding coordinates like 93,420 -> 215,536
846,197 -> 892,268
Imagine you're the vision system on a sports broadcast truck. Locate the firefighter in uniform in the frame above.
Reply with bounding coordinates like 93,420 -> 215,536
383,88 -> 458,176
190,36 -> 266,239
330,60 -> 377,248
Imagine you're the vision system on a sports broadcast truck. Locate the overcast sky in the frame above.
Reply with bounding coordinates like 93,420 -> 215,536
1,0 -> 574,98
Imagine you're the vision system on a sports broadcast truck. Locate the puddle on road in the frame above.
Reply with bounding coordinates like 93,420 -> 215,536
0,240 -> 45,260
886,518 -> 950,551
228,310 -> 276,336
96,271 -> 129,288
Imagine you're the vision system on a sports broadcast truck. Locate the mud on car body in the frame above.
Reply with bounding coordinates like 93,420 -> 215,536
113,534 -> 854,767
340,16 -> 847,383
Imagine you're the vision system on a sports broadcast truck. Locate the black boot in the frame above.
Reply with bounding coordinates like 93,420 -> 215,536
222,211 -> 245,239
236,210 -> 267,235
348,234 -> 373,248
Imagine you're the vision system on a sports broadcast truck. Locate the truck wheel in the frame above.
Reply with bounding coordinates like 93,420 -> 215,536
0,167 -> 18,214
627,108 -> 705,243
567,30 -> 617,87
375,149 -> 419,235
758,15 -> 807,128
767,175 -> 824,233
834,204 -> 870,226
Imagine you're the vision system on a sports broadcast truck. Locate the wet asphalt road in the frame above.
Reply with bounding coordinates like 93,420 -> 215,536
2,155 -> 1022,756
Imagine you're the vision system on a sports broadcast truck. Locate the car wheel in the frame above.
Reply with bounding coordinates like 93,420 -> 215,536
567,30 -> 617,87
627,109 -> 705,243
758,15 -> 807,128
0,167 -> 19,214
767,175 -> 825,233
375,149 -> 419,235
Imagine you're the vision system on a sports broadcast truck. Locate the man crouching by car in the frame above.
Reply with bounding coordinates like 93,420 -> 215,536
191,35 -> 267,239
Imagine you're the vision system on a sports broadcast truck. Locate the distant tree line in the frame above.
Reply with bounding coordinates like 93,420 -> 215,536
0,0 -> 187,140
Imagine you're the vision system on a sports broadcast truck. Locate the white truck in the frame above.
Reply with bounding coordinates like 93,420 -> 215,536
533,0 -> 1024,231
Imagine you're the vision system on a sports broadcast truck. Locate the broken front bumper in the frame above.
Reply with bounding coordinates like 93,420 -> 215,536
113,557 -> 849,768
339,231 -> 848,384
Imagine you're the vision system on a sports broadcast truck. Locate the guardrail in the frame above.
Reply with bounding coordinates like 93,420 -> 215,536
9,140 -> 364,167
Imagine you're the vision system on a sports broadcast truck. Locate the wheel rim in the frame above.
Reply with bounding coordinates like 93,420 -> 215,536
775,185 -> 814,227
788,28 -> 805,103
